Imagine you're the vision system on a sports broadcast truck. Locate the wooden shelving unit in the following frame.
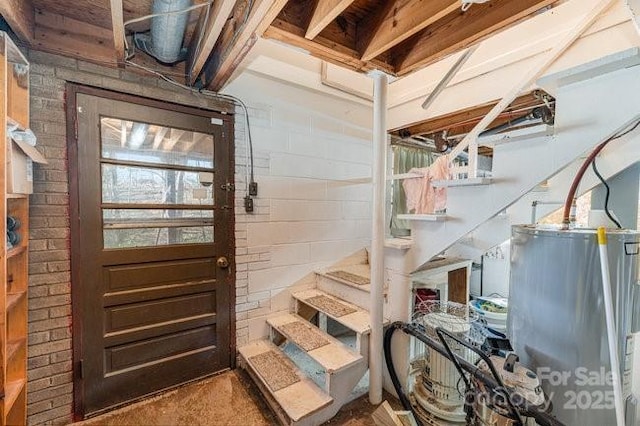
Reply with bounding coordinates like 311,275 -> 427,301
0,31 -> 30,425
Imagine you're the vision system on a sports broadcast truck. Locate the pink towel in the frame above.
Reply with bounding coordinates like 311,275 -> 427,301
402,155 -> 450,214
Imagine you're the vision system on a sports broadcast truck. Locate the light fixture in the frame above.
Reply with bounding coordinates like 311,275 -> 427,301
461,0 -> 491,11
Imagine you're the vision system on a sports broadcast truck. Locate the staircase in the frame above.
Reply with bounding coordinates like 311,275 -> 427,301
449,127 -> 640,260
238,50 -> 640,426
404,50 -> 640,271
238,250 -> 387,426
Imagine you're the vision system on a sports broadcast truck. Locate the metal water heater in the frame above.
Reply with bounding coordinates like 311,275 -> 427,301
508,225 -> 640,426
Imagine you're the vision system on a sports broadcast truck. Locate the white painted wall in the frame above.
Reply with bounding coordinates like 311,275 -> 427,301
483,241 -> 511,297
223,72 -> 374,345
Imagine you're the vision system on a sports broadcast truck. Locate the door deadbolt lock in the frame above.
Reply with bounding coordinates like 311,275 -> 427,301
217,256 -> 230,269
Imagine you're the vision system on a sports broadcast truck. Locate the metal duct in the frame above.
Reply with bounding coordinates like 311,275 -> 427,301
135,0 -> 192,64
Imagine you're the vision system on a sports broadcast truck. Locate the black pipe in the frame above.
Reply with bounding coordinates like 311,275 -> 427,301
383,322 -> 566,426
479,106 -> 554,137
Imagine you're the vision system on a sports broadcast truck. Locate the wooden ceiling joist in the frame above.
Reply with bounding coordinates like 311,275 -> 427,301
109,0 -> 125,65
33,9 -> 117,65
394,0 -> 556,76
265,18 -> 395,74
305,0 -> 356,40
0,0 -> 35,42
393,92 -> 541,138
360,0 -> 459,62
186,0 -> 236,85
202,0 -> 288,91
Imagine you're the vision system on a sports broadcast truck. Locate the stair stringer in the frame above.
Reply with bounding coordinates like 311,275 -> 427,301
406,64 -> 640,271
448,132 -> 640,259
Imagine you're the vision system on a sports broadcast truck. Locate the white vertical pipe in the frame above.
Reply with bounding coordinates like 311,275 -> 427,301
370,71 -> 388,405
597,227 -> 625,426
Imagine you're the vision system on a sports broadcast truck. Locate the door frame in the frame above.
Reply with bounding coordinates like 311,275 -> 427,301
65,84 -> 236,419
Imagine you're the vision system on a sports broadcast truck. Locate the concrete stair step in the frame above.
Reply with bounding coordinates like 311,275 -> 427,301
292,289 -> 388,335
267,313 -> 363,374
239,339 -> 333,424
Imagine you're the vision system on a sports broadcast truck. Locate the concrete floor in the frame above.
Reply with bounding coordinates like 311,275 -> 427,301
75,369 -> 399,426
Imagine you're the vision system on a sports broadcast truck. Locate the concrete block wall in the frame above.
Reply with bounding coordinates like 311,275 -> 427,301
226,72 -> 373,346
25,51 -> 373,425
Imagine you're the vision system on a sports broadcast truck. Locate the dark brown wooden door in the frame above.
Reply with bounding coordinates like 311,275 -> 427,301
69,89 -> 234,416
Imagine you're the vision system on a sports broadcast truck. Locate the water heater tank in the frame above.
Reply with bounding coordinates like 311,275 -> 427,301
508,225 -> 640,426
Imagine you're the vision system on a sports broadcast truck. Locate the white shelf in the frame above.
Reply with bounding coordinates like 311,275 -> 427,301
431,177 -> 493,188
397,214 -> 447,222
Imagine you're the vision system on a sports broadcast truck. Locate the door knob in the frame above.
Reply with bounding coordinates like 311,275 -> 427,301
217,256 -> 230,269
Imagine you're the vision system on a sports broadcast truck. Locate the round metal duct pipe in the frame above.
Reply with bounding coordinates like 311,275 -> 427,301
151,0 -> 192,63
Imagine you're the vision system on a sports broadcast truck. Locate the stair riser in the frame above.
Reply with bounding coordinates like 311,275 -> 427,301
326,362 -> 368,405
316,275 -> 371,310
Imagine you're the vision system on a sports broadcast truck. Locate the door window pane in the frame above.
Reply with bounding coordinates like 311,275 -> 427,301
103,209 -> 214,229
100,117 -> 214,169
104,226 -> 213,249
102,164 -> 214,205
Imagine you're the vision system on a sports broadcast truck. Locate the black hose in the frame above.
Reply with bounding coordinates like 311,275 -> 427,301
383,321 -> 566,426
591,157 -> 622,229
383,324 -> 422,424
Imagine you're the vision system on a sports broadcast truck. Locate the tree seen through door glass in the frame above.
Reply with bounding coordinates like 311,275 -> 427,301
101,164 -> 214,205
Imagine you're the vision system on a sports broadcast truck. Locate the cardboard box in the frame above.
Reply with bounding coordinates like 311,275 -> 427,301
7,137 -> 47,194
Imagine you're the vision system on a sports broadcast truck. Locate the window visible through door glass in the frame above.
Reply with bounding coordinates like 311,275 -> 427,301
100,117 -> 214,169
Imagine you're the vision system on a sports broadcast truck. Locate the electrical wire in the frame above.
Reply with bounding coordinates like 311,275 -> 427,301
562,118 -> 640,226
118,0 -> 259,195
124,2 -> 212,27
124,59 -> 256,196
591,157 -> 622,229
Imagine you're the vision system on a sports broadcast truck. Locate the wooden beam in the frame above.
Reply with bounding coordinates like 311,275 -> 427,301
0,0 -> 35,42
109,0 -> 125,65
394,0 -> 556,76
33,9 -> 116,66
187,0 -> 237,85
153,127 -> 169,150
361,0 -> 458,62
392,93 -> 539,137
305,0 -> 355,40
202,0 -> 288,91
264,18 -> 395,75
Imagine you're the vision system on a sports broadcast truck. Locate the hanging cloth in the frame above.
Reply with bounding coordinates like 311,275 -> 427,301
402,154 -> 450,214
